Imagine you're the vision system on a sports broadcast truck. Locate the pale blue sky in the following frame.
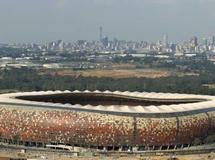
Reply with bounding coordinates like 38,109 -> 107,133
0,0 -> 215,43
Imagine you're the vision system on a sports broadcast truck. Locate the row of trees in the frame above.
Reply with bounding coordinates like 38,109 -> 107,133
0,68 -> 215,95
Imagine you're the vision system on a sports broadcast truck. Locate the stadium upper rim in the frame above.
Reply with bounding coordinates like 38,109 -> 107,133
0,90 -> 215,115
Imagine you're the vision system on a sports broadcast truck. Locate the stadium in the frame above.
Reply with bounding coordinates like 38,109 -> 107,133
0,90 -> 214,151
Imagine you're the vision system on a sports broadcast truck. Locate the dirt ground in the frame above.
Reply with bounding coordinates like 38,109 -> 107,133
0,149 -> 214,160
40,69 -> 172,78
55,154 -> 215,160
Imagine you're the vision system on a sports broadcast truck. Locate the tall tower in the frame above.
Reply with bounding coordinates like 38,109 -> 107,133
99,26 -> 103,42
209,36 -> 215,46
190,36 -> 198,47
163,34 -> 168,47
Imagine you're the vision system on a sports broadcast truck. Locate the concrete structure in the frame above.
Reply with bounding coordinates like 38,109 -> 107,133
0,91 -> 214,151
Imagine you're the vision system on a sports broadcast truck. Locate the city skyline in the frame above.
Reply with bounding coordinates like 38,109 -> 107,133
0,0 -> 215,43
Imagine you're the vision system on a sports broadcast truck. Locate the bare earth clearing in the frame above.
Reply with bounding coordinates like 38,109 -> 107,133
40,69 -> 172,78
0,148 -> 214,160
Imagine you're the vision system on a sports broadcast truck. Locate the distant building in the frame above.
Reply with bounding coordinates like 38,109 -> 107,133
190,36 -> 198,47
99,26 -> 103,42
101,36 -> 109,47
163,34 -> 168,48
208,35 -> 215,46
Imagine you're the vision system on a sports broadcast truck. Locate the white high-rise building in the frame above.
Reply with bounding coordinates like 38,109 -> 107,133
163,34 -> 168,48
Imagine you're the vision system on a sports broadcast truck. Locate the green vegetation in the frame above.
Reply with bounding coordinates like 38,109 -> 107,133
0,66 -> 215,95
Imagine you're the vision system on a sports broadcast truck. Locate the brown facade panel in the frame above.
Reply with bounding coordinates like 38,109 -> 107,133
178,113 -> 210,144
209,111 -> 215,130
135,117 -> 177,146
0,105 -> 213,147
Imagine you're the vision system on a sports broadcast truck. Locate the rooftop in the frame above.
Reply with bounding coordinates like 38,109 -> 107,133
0,90 -> 214,115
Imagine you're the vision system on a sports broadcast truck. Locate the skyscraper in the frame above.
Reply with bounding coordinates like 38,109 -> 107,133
190,36 -> 198,47
208,36 -> 215,46
163,34 -> 168,48
99,26 -> 103,42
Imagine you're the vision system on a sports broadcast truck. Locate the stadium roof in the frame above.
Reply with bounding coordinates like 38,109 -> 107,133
0,90 -> 214,114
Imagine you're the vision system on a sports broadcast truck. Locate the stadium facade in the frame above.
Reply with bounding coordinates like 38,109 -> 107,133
0,90 -> 214,151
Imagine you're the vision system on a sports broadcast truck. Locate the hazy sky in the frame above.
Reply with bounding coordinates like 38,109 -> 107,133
0,0 -> 215,43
